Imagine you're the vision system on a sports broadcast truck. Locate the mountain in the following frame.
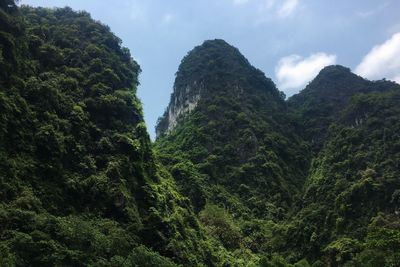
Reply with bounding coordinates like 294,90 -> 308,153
0,4 -> 235,266
155,39 -> 310,261
2,1 -> 400,266
288,65 -> 397,152
156,39 -> 309,216
156,41 -> 400,266
156,39 -> 284,136
287,66 -> 400,265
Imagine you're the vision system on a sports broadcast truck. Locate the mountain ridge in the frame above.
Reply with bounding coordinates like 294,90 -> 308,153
1,2 -> 400,266
288,63 -> 399,152
0,5 -> 236,266
155,39 -> 400,266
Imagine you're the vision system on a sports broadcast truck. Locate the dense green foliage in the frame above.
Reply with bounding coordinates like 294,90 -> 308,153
155,41 -> 400,266
156,40 -> 308,218
288,65 -> 395,152
286,72 -> 400,265
1,2 -> 400,266
0,4 -> 238,266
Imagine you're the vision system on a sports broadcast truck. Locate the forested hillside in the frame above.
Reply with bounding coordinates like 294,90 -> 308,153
156,39 -> 308,218
1,1 -> 400,266
155,41 -> 400,266
0,3 -> 235,266
287,68 -> 400,265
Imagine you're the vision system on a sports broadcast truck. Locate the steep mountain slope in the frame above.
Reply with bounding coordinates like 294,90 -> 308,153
156,43 -> 400,266
0,4 -> 232,266
288,65 -> 395,152
2,2 -> 400,266
286,67 -> 400,265
155,40 -> 309,259
156,39 -> 309,215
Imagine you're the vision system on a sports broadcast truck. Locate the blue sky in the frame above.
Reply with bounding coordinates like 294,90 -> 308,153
20,0 -> 400,139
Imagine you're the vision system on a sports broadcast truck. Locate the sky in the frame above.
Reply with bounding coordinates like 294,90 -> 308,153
20,0 -> 400,139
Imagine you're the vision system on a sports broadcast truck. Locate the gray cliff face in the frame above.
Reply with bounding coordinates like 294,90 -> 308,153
155,39 -> 273,138
156,80 -> 204,137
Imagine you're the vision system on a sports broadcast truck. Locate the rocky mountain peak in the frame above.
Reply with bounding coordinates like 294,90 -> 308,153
156,39 -> 281,137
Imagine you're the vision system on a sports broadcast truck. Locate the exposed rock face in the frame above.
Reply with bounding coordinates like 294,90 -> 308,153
155,39 -> 282,138
155,39 -> 307,220
156,80 -> 204,137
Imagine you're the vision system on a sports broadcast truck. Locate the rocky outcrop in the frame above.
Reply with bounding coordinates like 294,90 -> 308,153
156,80 -> 204,137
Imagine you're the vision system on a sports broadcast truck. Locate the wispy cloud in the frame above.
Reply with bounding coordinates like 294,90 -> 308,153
277,0 -> 299,18
356,1 -> 389,18
255,0 -> 299,23
355,32 -> 400,83
393,75 -> 400,83
275,52 -> 337,95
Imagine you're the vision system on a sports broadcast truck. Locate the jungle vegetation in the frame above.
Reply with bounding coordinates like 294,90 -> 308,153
1,2 -> 399,266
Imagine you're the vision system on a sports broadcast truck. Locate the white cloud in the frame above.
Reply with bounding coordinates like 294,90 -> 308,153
277,0 -> 298,18
355,32 -> 400,83
393,75 -> 400,83
275,53 -> 337,95
255,0 -> 298,23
